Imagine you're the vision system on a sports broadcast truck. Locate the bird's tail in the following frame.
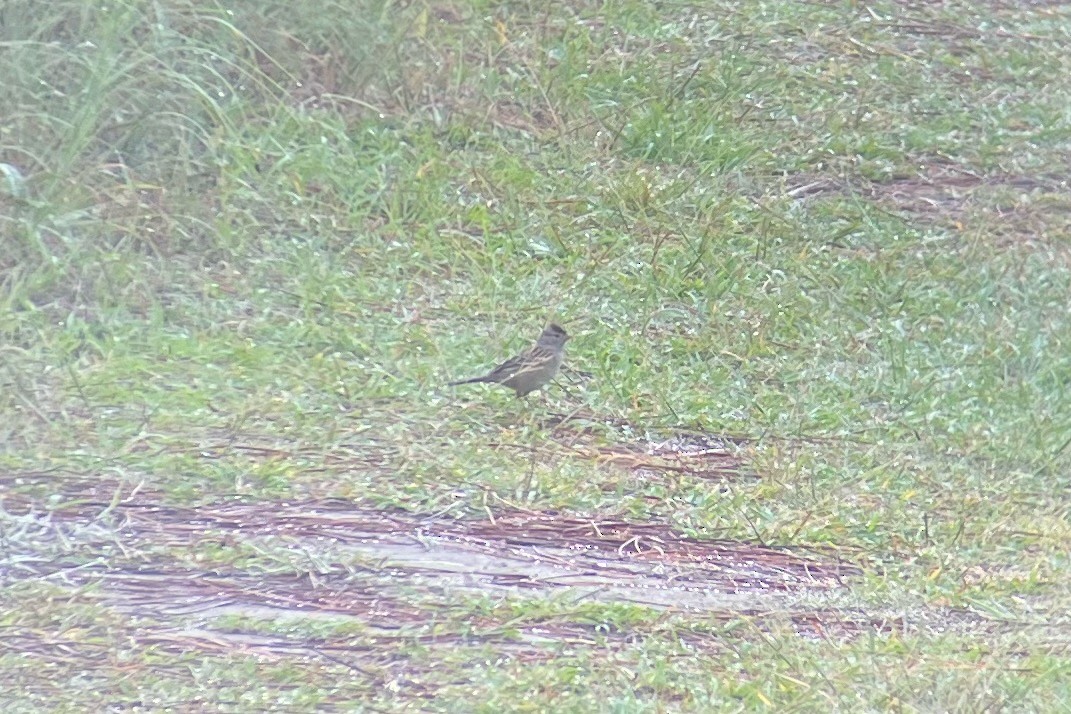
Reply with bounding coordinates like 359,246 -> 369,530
448,376 -> 489,386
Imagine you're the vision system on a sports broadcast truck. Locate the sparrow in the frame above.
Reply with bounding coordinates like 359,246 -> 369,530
449,323 -> 570,397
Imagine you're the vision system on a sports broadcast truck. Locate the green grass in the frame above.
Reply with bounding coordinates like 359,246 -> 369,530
3,0 -> 1071,710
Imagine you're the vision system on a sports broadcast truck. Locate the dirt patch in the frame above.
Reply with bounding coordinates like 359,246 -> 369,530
5,467 -> 853,613
542,416 -> 752,483
784,166 -> 1070,220
0,470 -> 994,678
573,432 -> 747,483
15,495 -> 855,596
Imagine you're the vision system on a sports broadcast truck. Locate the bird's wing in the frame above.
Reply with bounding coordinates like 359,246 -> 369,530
492,348 -> 557,380
485,354 -> 529,381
